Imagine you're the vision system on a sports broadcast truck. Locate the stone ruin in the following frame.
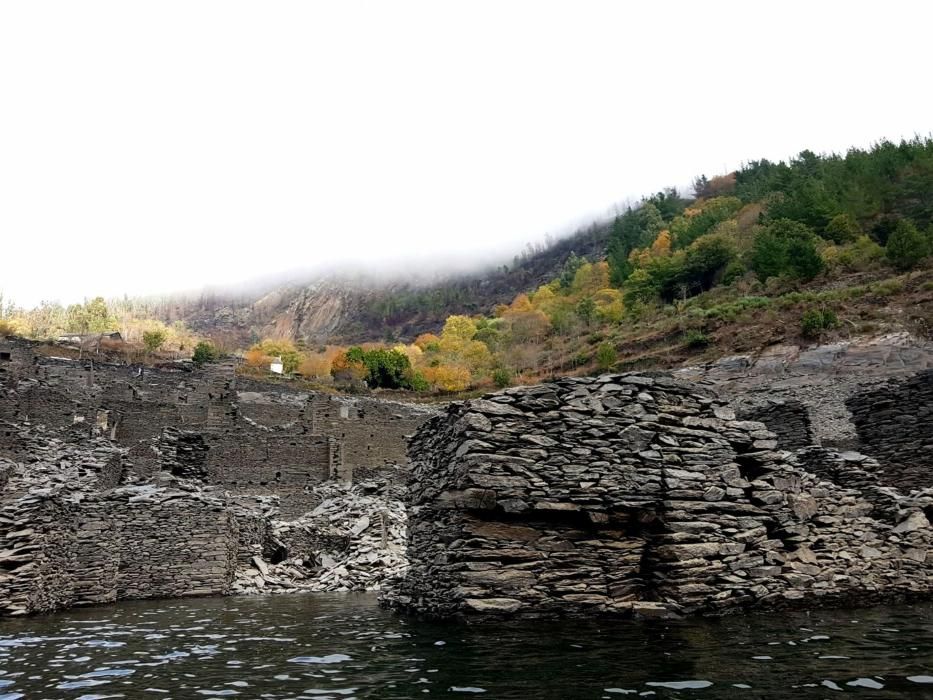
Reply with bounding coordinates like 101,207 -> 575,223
0,420 -> 413,615
0,335 -> 434,616
0,336 -> 433,506
386,372 -> 933,619
678,333 -> 933,465
4,331 -> 933,620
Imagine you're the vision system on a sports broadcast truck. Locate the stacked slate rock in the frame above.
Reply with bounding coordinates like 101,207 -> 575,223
847,369 -> 933,491
736,399 -> 814,449
385,372 -> 933,619
0,423 -> 239,615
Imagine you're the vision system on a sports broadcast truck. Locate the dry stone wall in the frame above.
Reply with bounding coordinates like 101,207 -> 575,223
0,427 -> 239,615
846,369 -> 933,491
0,422 -> 411,616
736,399 -> 813,449
387,372 -> 933,619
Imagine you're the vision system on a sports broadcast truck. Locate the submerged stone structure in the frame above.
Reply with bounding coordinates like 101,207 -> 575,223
387,372 -> 933,619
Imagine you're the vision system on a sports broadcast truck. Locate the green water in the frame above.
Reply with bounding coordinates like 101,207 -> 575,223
1,593 -> 933,698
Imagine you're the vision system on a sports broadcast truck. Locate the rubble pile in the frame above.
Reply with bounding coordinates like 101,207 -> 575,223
233,481 -> 408,594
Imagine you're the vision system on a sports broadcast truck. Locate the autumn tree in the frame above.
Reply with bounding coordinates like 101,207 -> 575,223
413,333 -> 441,352
249,339 -> 302,373
650,230 -> 673,257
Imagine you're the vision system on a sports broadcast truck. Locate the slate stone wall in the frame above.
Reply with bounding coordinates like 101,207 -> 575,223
0,435 -> 239,616
847,369 -> 933,491
388,373 -> 933,619
0,340 -> 433,494
737,400 -> 813,449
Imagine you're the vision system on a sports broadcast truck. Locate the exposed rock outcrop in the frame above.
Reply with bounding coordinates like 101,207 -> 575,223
386,372 -> 933,619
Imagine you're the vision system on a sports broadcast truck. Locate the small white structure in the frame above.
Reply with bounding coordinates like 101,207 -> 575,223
269,356 -> 284,375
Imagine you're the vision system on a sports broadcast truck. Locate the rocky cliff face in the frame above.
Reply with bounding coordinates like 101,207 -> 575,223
386,371 -> 933,619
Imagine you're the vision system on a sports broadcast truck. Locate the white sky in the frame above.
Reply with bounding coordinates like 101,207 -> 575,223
2,1 -> 931,307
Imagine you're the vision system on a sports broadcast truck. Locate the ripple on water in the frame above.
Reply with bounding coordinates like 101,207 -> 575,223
303,689 -> 357,696
4,594 -> 933,698
57,679 -> 111,690
77,669 -> 135,678
288,654 -> 352,664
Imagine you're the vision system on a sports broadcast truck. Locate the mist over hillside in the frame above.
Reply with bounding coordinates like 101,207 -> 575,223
161,217 -> 612,346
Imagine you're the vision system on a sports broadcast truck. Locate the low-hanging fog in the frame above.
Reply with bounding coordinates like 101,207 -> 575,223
2,1 -> 931,307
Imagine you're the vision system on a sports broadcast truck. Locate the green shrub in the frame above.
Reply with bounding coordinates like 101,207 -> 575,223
886,219 -> 929,270
407,370 -> 431,392
703,296 -> 771,321
835,235 -> 885,271
684,329 -> 711,349
721,260 -> 747,286
192,341 -> 217,364
750,219 -> 825,281
823,213 -> 861,243
801,308 -> 838,339
492,367 -> 512,389
595,343 -> 617,371
870,279 -> 905,296
142,329 -> 167,353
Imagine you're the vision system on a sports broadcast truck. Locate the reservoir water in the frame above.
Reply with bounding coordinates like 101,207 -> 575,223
1,593 -> 933,699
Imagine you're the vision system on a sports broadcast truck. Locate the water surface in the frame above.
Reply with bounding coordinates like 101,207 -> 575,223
1,593 -> 933,698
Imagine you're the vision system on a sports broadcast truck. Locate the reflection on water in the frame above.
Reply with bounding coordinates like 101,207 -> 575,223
0,593 -> 932,698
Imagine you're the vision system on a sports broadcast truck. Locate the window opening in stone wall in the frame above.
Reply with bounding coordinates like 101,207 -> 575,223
0,352 -> 11,362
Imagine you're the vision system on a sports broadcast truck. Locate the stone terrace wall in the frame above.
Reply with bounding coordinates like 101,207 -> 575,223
847,369 -> 933,491
387,373 -> 933,620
